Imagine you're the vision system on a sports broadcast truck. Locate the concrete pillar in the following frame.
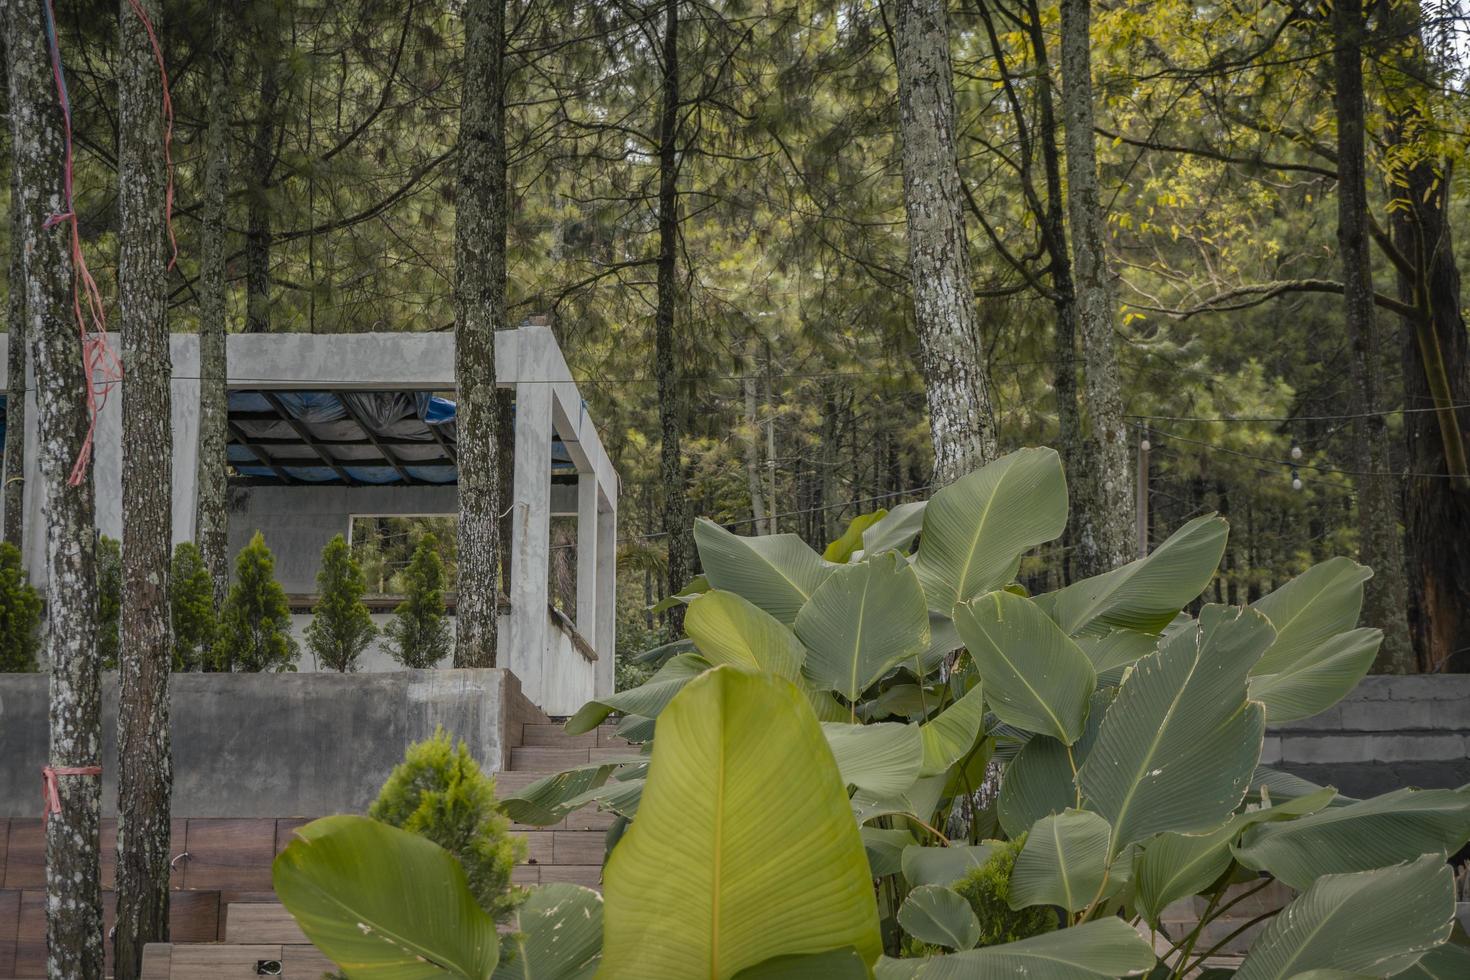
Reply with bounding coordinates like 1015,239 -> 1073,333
576,473 -> 597,637
507,381 -> 552,704
594,493 -> 617,696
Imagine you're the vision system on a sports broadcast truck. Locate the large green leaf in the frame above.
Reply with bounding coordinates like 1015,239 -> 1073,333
492,884 -> 602,980
862,500 -> 928,557
953,591 -> 1096,744
796,551 -> 931,702
826,511 -> 889,563
913,917 -> 1156,979
901,844 -> 996,887
272,815 -> 500,979
823,721 -> 926,797
685,590 -> 805,680
1078,605 -> 1271,854
1009,809 -> 1112,913
997,690 -> 1111,838
565,652 -> 711,734
851,774 -> 948,827
1235,854 -> 1455,980
734,948 -> 870,980
1232,787 -> 1470,889
864,827 -> 918,877
1250,557 -> 1371,675
1074,630 -> 1158,686
599,667 -> 882,978
919,680 -> 988,776
898,885 -> 982,951
1247,627 -> 1381,723
1391,942 -> 1470,979
694,519 -> 835,624
1043,515 -> 1228,635
912,448 -> 1068,613
501,761 -> 638,826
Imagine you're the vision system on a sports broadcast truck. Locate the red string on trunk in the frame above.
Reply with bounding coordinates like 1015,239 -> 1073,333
41,765 -> 103,827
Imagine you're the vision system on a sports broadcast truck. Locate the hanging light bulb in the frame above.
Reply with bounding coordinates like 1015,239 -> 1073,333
1140,434 -> 1151,452
1291,467 -> 1303,491
1290,443 -> 1302,461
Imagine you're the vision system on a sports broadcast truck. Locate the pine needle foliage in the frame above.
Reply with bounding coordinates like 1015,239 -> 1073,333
0,542 -> 42,671
213,531 -> 299,672
305,534 -> 376,672
952,835 -> 1059,948
384,532 -> 451,668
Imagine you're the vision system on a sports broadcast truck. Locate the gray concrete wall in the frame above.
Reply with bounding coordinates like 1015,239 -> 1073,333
1266,675 -> 1470,798
0,669 -> 547,818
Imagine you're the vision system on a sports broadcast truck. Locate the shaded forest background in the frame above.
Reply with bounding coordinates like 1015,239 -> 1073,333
5,0 -> 1470,670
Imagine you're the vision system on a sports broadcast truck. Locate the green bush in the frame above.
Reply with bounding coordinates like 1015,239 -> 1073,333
367,727 -> 525,921
170,542 -> 216,671
0,542 -> 41,671
96,535 -> 122,668
383,532 -> 451,668
305,534 -> 376,672
951,836 -> 1058,948
213,531 -> 299,672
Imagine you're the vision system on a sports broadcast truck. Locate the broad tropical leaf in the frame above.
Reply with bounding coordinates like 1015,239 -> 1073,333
685,590 -> 805,679
501,761 -> 637,826
1078,605 -> 1271,854
913,917 -> 1156,979
1232,787 -> 1470,889
826,511 -> 888,562
901,844 -> 996,887
1247,627 -> 1381,723
823,721 -> 926,797
864,827 -> 917,877
272,815 -> 500,979
996,690 -> 1110,838
694,519 -> 835,623
919,679 -> 988,776
796,551 -> 931,702
898,885 -> 982,951
912,448 -> 1068,613
1390,941 -> 1470,979
1074,629 -> 1157,685
1009,809 -> 1111,913
1042,515 -> 1228,635
733,948 -> 869,980
953,591 -> 1096,744
599,668 -> 882,978
1235,854 -> 1454,980
565,653 -> 711,734
851,774 -> 948,827
493,884 -> 602,980
1250,557 -> 1371,676
862,500 -> 928,557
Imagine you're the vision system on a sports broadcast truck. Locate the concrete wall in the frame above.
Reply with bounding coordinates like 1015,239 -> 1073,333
1266,675 -> 1470,798
0,670 -> 547,818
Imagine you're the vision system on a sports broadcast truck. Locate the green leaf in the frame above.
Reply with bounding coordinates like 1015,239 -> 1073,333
1078,605 -> 1271,854
1248,628 -> 1381,723
898,885 -> 983,952
862,500 -> 928,557
561,776 -> 645,821
1043,515 -> 1228,635
733,948 -> 870,979
826,511 -> 888,563
919,680 -> 989,776
685,590 -> 805,680
1390,941 -> 1470,979
1233,787 -> 1470,889
500,761 -> 632,827
863,827 -> 917,877
1251,557 -> 1371,675
914,917 -> 1156,979
796,551 -> 931,702
651,575 -> 710,615
565,653 -> 710,734
823,721 -> 926,797
1235,854 -> 1455,980
1009,809 -> 1111,913
875,957 -> 929,980
272,815 -> 500,979
912,448 -> 1068,613
492,884 -> 602,980
852,775 -> 948,828
599,667 -> 882,977
997,690 -> 1111,838
1074,629 -> 1158,685
901,844 -> 996,887
953,591 -> 1096,744
695,519 -> 835,624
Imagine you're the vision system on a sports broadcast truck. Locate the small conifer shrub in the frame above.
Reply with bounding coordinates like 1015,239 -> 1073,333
368,727 -> 525,920
383,532 -> 451,668
952,835 -> 1059,947
96,535 -> 122,668
0,542 -> 42,671
305,534 -> 376,672
170,542 -> 216,671
213,531 -> 299,672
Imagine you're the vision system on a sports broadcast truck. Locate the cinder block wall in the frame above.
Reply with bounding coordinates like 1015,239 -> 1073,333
1265,675 -> 1470,798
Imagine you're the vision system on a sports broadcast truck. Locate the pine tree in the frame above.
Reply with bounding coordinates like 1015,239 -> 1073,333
384,532 -> 452,668
0,541 -> 41,671
305,534 -> 376,672
170,543 -> 216,671
97,535 -> 123,669
213,531 -> 299,672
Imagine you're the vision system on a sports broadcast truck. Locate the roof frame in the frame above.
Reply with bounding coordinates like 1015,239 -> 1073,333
334,394 -> 416,484
261,391 -> 359,485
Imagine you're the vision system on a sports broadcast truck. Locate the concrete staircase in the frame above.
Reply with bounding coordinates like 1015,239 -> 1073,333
136,722 -> 628,977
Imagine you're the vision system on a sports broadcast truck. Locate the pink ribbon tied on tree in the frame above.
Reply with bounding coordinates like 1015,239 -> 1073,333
41,765 -> 102,827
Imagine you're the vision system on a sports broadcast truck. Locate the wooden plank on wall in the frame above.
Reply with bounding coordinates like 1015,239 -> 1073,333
180,819 -> 276,891
0,889 -> 19,977
1,821 -> 42,889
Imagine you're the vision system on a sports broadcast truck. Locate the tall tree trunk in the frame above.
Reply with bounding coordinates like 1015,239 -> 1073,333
195,3 -> 233,611
244,6 -> 278,334
1384,6 -> 1470,671
114,0 -> 174,974
893,0 -> 998,484
656,0 -> 693,625
1058,0 -> 1132,576
3,0 -> 104,973
3,31 -> 25,551
741,343 -> 769,534
1332,0 -> 1414,672
453,0 -> 506,667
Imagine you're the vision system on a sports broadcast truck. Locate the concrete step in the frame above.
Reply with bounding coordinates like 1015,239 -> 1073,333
510,746 -> 593,770
511,864 -> 603,888
141,940 -> 335,979
521,725 -> 600,748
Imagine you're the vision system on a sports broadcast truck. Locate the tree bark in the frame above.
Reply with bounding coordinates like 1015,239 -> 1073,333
244,12 -> 278,334
3,30 -> 25,551
656,0 -> 694,624
114,0 -> 174,974
742,352 -> 769,534
893,0 -> 998,484
453,0 -> 506,667
195,2 -> 233,611
2,0 -> 105,973
1332,0 -> 1414,672
1058,0 -> 1132,576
